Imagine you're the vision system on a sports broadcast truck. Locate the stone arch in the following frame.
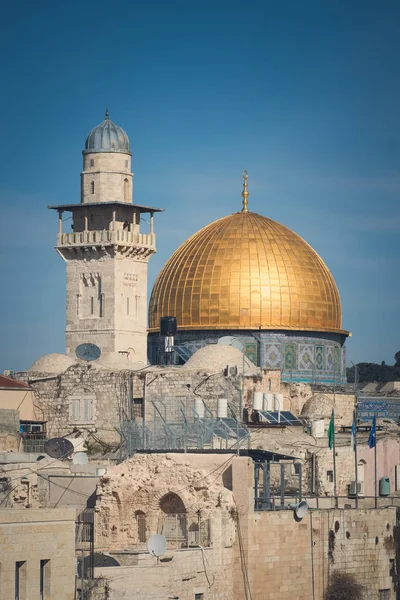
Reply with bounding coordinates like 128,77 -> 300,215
160,492 -> 186,514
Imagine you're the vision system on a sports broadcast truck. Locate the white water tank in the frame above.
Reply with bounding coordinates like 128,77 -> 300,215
217,398 -> 228,418
253,392 -> 263,411
311,419 -> 325,438
263,393 -> 274,411
194,398 -> 205,419
274,393 -> 283,411
96,467 -> 107,477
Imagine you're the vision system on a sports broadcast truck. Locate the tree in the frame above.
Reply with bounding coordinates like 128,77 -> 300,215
395,351 -> 400,368
324,571 -> 364,600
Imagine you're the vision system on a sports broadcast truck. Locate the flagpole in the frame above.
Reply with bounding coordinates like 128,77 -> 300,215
354,406 -> 358,509
333,409 -> 337,508
374,432 -> 378,509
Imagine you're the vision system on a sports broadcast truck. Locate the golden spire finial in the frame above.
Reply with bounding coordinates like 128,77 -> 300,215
241,170 -> 249,212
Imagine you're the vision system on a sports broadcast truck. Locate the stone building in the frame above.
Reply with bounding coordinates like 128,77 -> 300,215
0,508 -> 76,600
91,451 -> 397,600
48,111 -> 163,364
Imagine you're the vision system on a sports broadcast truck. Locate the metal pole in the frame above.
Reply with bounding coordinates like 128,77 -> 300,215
332,409 -> 337,508
374,437 -> 378,509
354,406 -> 359,509
239,345 -> 245,423
81,550 -> 85,600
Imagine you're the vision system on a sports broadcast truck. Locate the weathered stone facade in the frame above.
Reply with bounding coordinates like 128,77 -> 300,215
92,453 -> 398,600
0,508 -> 76,600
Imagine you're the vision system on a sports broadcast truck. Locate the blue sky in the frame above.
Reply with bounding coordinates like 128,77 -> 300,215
0,0 -> 399,371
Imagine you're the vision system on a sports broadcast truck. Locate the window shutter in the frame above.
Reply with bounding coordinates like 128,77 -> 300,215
83,398 -> 93,422
70,399 -> 80,421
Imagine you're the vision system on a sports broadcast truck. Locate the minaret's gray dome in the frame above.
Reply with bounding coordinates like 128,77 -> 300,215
84,110 -> 131,154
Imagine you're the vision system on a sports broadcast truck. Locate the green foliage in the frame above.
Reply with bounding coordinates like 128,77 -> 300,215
324,571 -> 364,600
347,355 -> 400,383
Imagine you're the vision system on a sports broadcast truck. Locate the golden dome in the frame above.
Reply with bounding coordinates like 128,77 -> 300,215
149,208 -> 346,335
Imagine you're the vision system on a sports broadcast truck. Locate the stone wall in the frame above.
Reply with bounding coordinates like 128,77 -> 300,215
233,507 -> 397,600
18,365 -> 283,444
0,508 -> 76,600
0,409 -> 19,452
81,151 -> 132,205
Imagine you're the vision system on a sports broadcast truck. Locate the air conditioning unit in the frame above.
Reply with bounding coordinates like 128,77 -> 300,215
348,481 -> 362,497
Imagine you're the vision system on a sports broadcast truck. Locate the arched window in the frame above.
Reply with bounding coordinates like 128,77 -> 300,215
159,493 -> 186,543
135,511 -> 146,543
124,178 -> 129,202
90,181 -> 95,194
160,493 -> 186,514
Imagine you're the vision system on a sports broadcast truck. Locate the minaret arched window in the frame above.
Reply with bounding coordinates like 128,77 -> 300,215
124,178 -> 129,202
90,181 -> 95,194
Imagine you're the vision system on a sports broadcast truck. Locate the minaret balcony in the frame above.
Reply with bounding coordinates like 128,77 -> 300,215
57,229 -> 156,249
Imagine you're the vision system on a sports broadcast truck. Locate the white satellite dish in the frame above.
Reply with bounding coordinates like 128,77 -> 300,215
218,336 -> 243,350
147,534 -> 167,557
72,452 -> 88,465
289,500 -> 309,520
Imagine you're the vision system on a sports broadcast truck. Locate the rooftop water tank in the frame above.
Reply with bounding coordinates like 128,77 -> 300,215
379,477 -> 390,497
311,419 -> 325,438
253,392 -> 263,411
274,393 -> 283,411
263,393 -> 274,411
217,398 -> 228,419
194,398 -> 205,419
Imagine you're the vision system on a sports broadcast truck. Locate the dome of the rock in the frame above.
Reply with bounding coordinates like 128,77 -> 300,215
148,174 -> 348,385
149,211 -> 344,334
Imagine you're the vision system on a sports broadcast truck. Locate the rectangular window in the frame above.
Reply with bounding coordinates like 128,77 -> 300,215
90,297 -> 94,315
195,594 -> 204,600
379,591 -> 390,600
127,297 -> 130,315
40,560 -> 50,600
70,399 -> 80,422
135,295 -> 140,318
15,561 -> 26,600
327,470 -> 334,483
90,159 -> 94,167
83,398 -> 93,422
132,398 -> 144,419
100,294 -> 104,318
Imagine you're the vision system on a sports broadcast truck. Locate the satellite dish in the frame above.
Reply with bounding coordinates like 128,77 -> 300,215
218,336 -> 243,351
289,501 -> 309,520
44,437 -> 74,460
76,343 -> 101,362
147,534 -> 167,557
72,452 -> 88,465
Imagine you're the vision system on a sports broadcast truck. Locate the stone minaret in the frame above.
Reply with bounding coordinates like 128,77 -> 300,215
50,111 -> 163,363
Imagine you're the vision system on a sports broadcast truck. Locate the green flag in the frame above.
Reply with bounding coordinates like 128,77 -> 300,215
328,409 -> 334,450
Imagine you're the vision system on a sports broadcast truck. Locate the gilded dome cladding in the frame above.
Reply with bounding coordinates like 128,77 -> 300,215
148,211 -> 345,334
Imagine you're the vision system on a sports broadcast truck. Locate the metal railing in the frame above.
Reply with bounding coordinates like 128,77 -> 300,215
22,433 -> 46,453
157,513 -> 211,549
58,229 -> 155,248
